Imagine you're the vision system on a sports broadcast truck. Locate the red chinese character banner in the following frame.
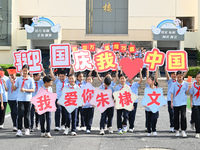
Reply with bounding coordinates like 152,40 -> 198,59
50,44 -> 71,68
120,44 -> 127,53
119,58 -> 143,79
73,50 -> 94,72
104,43 -> 110,50
81,44 -> 89,50
113,85 -> 137,111
166,50 -> 188,72
141,87 -> 167,113
88,43 -> 96,52
93,50 -> 117,72
81,83 -> 95,106
113,42 -> 120,51
13,49 -> 43,74
31,88 -> 57,115
71,45 -> 78,52
58,87 -> 83,113
144,48 -> 165,71
89,88 -> 114,113
128,45 -> 136,53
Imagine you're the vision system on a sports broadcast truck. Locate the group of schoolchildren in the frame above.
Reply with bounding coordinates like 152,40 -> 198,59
0,49 -> 200,139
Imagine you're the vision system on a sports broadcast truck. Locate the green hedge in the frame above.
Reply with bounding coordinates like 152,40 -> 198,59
0,64 -> 14,76
185,66 -> 200,78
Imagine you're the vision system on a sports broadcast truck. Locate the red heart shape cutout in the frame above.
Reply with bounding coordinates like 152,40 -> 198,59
119,58 -> 144,79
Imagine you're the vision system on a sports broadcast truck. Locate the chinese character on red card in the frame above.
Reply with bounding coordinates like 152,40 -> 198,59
81,44 -> 89,50
73,50 -> 94,72
128,45 -> 136,53
93,50 -> 117,72
104,43 -> 110,50
120,44 -> 127,53
50,44 -> 71,68
113,42 -> 120,51
71,45 -> 78,52
88,43 -> 96,52
144,48 -> 165,71
166,50 -> 188,72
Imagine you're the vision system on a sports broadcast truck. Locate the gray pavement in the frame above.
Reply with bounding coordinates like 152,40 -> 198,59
0,96 -> 199,150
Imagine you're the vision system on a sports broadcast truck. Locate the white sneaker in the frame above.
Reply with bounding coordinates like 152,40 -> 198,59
170,127 -> 174,132
61,125 -> 65,131
175,130 -> 180,136
108,127 -> 113,134
80,127 -> 84,131
153,132 -> 157,136
86,130 -> 91,134
46,132 -> 52,138
54,127 -> 60,131
191,123 -> 195,130
63,127 -> 69,135
129,128 -> 134,133
182,131 -> 187,138
25,129 -> 30,135
123,125 -> 127,133
195,133 -> 200,138
16,130 -> 23,137
99,129 -> 105,135
118,129 -> 123,134
13,127 -> 17,132
41,133 -> 45,137
147,133 -> 151,136
35,126 -> 40,130
71,132 -> 77,136
0,124 -> 4,129
30,128 -> 34,132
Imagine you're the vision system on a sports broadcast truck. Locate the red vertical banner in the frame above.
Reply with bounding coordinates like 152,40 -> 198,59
81,44 -> 89,50
128,45 -> 136,53
104,43 -> 110,50
120,44 -> 127,53
113,42 -> 120,51
71,45 -> 78,52
88,43 -> 96,52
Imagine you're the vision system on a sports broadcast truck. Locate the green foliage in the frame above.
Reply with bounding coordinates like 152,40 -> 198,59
185,66 -> 200,78
0,64 -> 14,76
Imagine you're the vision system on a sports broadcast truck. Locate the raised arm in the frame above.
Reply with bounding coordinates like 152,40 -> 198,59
69,64 -> 74,75
49,65 -> 56,81
42,68 -> 46,77
155,66 -> 159,83
95,69 -> 103,83
183,68 -> 189,78
138,69 -> 143,84
146,65 -> 149,84
165,67 -> 170,81
113,67 -> 119,83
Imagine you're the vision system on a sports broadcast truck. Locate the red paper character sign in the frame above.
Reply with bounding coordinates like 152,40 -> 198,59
128,45 -> 136,53
81,83 -> 95,106
7,69 -> 17,75
82,44 -> 89,50
13,49 -> 43,73
120,58 -> 143,79
93,50 -> 117,72
58,87 -> 83,113
113,42 -> 120,51
71,45 -> 78,52
31,88 -> 57,115
104,43 -> 110,50
120,44 -> 127,53
144,48 -> 165,71
166,50 -> 188,72
113,85 -> 138,111
89,88 -> 114,113
88,43 -> 96,52
73,50 -> 94,72
50,44 -> 71,68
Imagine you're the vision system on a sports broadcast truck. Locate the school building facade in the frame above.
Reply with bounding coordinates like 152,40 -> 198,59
0,0 -> 200,70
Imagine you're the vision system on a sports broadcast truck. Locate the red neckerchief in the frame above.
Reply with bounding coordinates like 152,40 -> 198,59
78,82 -> 81,88
35,81 -> 38,93
0,79 -> 2,85
194,82 -> 200,100
120,84 -> 124,90
11,80 -> 16,93
21,78 -> 28,89
60,81 -> 65,91
68,84 -> 74,89
175,82 -> 183,96
173,80 -> 176,82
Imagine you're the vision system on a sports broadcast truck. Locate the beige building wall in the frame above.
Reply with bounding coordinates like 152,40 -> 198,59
0,0 -> 198,64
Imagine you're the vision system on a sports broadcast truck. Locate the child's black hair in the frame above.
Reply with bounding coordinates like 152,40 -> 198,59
68,74 -> 76,78
8,66 -> 16,69
43,75 -> 52,83
33,73 -> 40,77
105,72 -> 111,77
77,72 -> 83,78
176,70 -> 183,76
58,70 -> 66,76
195,71 -> 200,78
22,64 -> 30,70
149,75 -> 158,86
104,77 -> 111,86
119,73 -> 127,79
0,67 -> 3,71
86,75 -> 92,80
170,72 -> 176,75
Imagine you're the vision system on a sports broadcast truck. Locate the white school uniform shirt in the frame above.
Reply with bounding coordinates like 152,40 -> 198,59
126,81 -> 140,103
32,79 -> 44,97
6,78 -> 18,100
0,78 -> 7,102
0,84 -> 3,99
41,85 -> 52,93
189,82 -> 200,106
170,81 -> 188,107
54,78 -> 69,99
15,76 -> 35,102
